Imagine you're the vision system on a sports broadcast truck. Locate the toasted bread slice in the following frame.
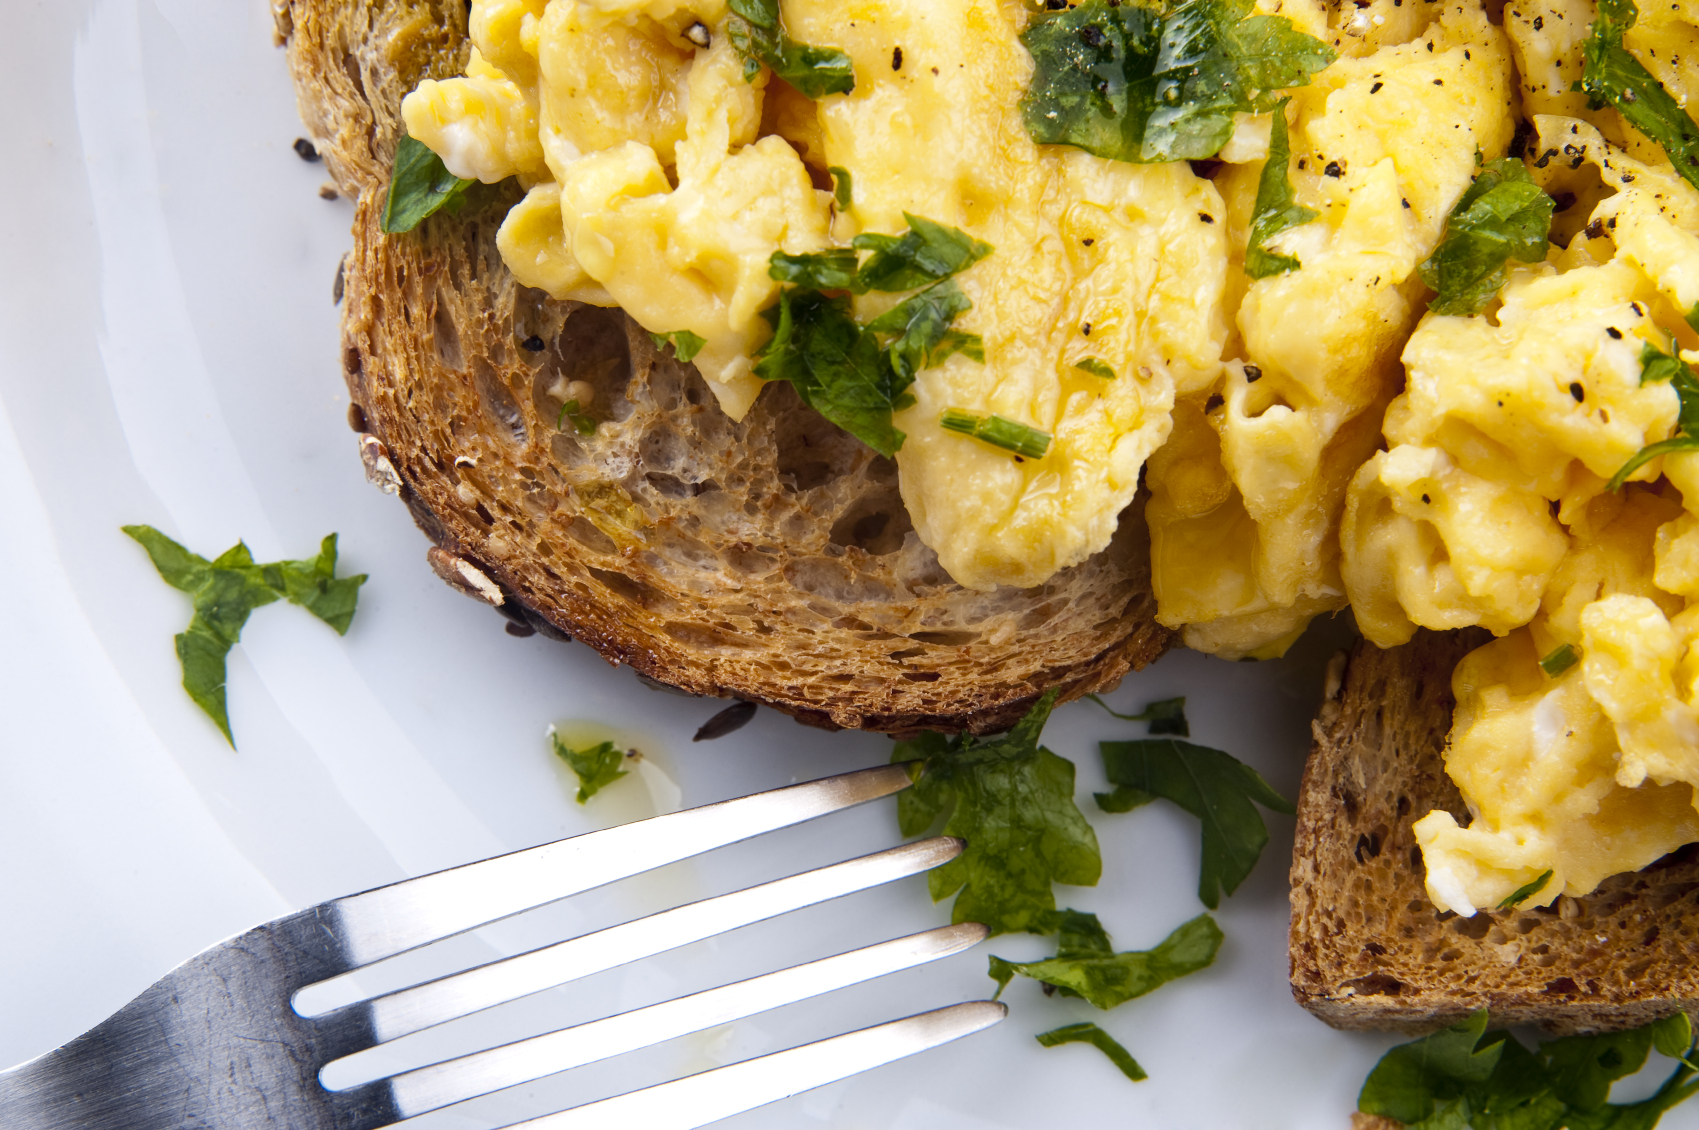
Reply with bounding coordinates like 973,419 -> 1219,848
1290,628 -> 1699,1034
273,0 -> 1170,733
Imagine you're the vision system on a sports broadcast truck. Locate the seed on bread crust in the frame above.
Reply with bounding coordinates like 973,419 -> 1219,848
358,433 -> 401,495
427,547 -> 505,606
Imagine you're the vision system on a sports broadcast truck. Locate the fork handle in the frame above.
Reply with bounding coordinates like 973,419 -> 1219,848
0,910 -> 391,1130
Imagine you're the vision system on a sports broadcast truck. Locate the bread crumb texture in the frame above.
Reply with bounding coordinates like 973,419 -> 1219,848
1292,629 -> 1699,1034
275,0 -> 1170,732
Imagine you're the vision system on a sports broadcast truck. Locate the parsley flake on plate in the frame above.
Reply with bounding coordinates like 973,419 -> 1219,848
1359,1009 -> 1699,1129
1096,698 -> 1294,908
988,908 -> 1222,1010
892,689 -> 1101,936
124,526 -> 366,747
1019,0 -> 1334,164
1418,156 -> 1555,316
1035,1022 -> 1148,1082
550,734 -> 631,803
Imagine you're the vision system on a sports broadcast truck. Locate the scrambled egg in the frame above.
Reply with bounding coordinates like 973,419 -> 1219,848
403,0 -> 1699,909
1345,102 -> 1699,912
403,0 -> 1227,590
1147,0 -> 1517,658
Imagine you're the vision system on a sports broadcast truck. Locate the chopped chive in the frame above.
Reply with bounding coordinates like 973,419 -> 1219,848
829,165 -> 854,210
1074,357 -> 1116,380
1539,643 -> 1578,677
940,408 -> 1051,459
1497,869 -> 1553,909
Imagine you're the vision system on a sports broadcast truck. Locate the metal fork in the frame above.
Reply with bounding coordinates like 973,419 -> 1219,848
0,764 -> 1004,1129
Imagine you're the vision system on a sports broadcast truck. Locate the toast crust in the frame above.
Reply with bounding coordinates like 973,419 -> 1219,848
1291,629 -> 1699,1034
275,0 -> 1171,733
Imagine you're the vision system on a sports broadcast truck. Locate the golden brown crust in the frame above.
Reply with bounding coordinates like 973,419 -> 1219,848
1291,629 -> 1699,1034
276,0 -> 1171,733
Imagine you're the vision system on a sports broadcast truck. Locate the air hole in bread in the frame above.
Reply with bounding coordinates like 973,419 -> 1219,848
664,621 -> 753,649
829,493 -> 915,556
564,516 -> 618,555
474,360 -> 527,445
774,391 -> 867,491
1018,603 -> 1060,630
433,296 -> 465,371
903,671 -> 943,682
889,646 -> 926,661
1544,977 -> 1580,995
588,566 -> 674,612
1342,973 -> 1404,997
909,630 -> 981,646
1452,915 -> 1493,941
783,557 -> 897,604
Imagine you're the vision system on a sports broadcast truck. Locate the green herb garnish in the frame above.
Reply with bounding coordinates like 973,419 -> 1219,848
829,165 -> 854,210
940,409 -> 1052,459
1581,0 -> 1699,194
550,735 -> 631,803
892,690 -> 1101,936
1019,0 -> 1333,165
1244,99 -> 1316,279
1086,694 -> 1189,736
1609,340 -> 1699,489
1097,736 -> 1294,908
557,398 -> 597,436
1035,1022 -> 1148,1082
726,0 -> 855,99
1417,157 -> 1555,316
1497,869 -> 1554,909
1359,1009 -> 1699,1129
989,908 -> 1222,1009
756,216 -> 991,456
648,329 -> 707,363
382,135 -> 475,234
124,526 -> 366,746
1074,358 -> 1117,380
1539,644 -> 1579,677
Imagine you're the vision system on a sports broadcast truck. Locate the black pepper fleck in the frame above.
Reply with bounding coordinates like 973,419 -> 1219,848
1206,393 -> 1225,412
1422,494 -> 1431,503
892,46 -> 904,70
1571,382 -> 1586,402
1244,364 -> 1263,382
1534,14 -> 1543,26
293,138 -> 320,162
1371,82 -> 1384,93
522,336 -> 546,352
1607,327 -> 1623,339
1199,212 -> 1215,223
1325,161 -> 1343,178
1082,322 -> 1093,336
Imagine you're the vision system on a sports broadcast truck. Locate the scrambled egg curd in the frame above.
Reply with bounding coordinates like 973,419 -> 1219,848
402,0 -> 1227,590
403,0 -> 1699,909
1342,100 -> 1699,911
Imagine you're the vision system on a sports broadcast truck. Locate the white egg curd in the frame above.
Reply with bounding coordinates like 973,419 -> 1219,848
401,0 -> 1699,910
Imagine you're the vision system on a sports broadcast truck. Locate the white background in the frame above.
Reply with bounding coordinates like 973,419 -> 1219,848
1,1 -> 1687,1126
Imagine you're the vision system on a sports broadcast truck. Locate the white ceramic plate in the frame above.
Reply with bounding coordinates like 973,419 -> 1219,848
2,3 -> 1687,1127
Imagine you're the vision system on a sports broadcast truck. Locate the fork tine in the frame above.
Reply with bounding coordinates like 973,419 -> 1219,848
343,836 -> 963,1042
377,923 -> 989,1119
487,1001 -> 1007,1130
328,763 -> 915,966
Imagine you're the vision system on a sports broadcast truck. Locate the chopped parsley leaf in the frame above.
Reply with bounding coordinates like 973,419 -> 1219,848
1360,1009 -> 1699,1129
551,735 -> 630,803
1417,157 -> 1555,316
124,526 -> 366,747
1086,694 -> 1189,735
727,0 -> 855,98
989,909 -> 1222,1010
1035,1022 -> 1148,1082
1097,735 -> 1294,908
892,690 -> 1101,936
557,398 -> 597,436
648,329 -> 708,363
829,165 -> 854,210
1019,0 -> 1333,165
1244,100 -> 1317,279
1581,0 -> 1699,194
1074,357 -> 1117,380
1609,340 -> 1699,489
383,135 -> 475,234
